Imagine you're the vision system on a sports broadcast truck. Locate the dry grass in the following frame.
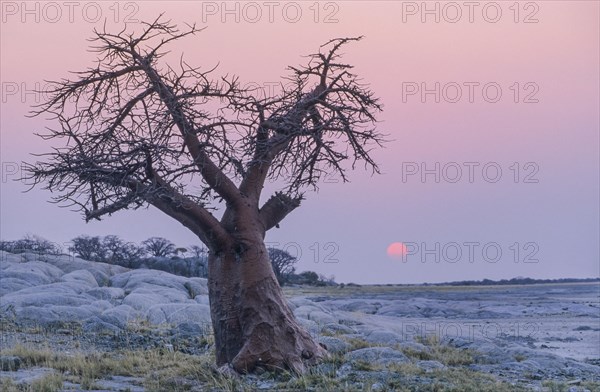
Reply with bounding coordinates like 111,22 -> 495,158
542,380 -> 600,392
3,342 -> 596,391
401,334 -> 474,366
0,344 -> 239,392
0,373 -> 63,392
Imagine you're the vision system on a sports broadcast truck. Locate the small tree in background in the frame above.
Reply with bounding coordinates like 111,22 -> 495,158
142,237 -> 176,257
188,245 -> 208,277
268,247 -> 297,286
102,235 -> 127,262
103,235 -> 146,267
189,245 -> 207,259
69,235 -> 107,262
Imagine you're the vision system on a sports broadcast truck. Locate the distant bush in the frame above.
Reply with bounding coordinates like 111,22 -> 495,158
140,255 -> 208,278
1,233 -> 337,285
67,235 -> 208,277
435,277 -> 600,286
0,234 -> 62,255
286,271 -> 337,286
298,271 -> 319,285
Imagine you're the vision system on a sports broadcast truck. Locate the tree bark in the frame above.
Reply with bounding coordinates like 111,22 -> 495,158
207,238 -> 327,373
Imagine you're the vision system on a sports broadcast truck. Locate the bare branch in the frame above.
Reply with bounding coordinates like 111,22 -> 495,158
259,192 -> 303,232
239,36 -> 385,204
25,18 -> 384,243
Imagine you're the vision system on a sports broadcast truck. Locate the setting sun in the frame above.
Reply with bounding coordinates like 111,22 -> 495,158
387,242 -> 408,258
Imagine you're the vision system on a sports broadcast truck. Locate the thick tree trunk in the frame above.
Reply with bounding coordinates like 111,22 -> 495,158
207,239 -> 327,373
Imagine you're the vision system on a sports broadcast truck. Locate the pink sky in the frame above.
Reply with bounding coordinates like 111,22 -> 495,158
1,1 -> 598,283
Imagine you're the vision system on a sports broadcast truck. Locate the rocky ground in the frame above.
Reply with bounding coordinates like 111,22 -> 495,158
0,250 -> 599,391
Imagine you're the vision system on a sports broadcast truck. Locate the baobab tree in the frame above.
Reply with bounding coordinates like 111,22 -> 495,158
25,17 -> 384,373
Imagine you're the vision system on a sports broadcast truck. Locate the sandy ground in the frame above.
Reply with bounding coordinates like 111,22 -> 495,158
286,282 -> 600,362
